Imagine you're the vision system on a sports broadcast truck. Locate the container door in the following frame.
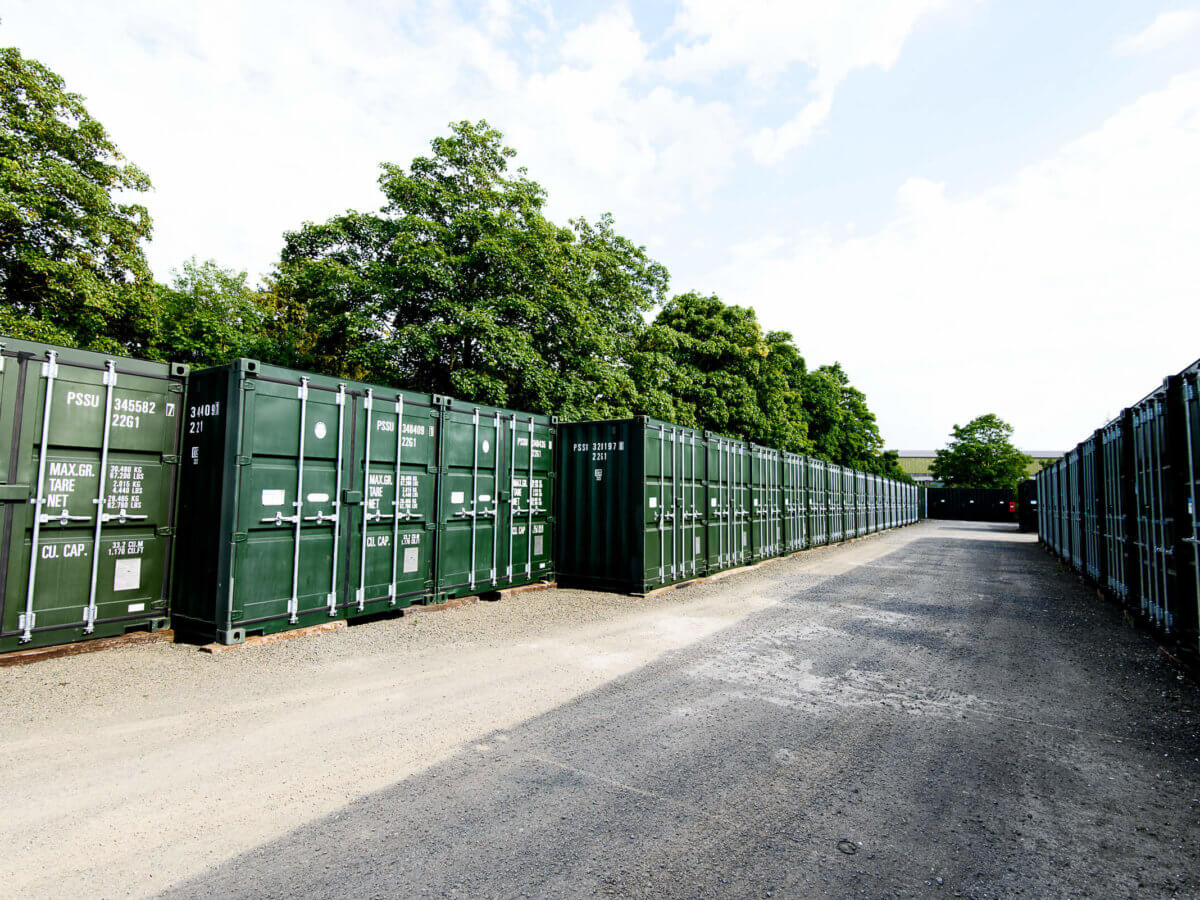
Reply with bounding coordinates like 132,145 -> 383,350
347,390 -> 437,616
505,415 -> 555,587
1180,375 -> 1200,650
232,377 -> 346,631
643,425 -> 672,586
2,349 -> 181,649
704,436 -> 724,572
437,405 -> 501,598
681,430 -> 704,577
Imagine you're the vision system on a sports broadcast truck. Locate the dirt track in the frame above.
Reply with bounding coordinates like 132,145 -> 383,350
2,521 -> 1197,898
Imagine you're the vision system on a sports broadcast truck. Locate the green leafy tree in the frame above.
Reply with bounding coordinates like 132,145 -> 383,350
269,120 -> 667,418
801,362 -> 885,470
632,293 -> 810,451
0,47 -> 160,354
929,414 -> 1032,490
153,258 -> 273,366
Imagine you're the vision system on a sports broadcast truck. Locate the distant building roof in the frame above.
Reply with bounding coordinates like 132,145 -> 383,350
896,451 -> 1064,459
893,450 -> 1063,478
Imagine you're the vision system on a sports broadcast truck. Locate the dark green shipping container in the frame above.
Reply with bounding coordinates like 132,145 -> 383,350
781,451 -> 807,552
172,360 -> 439,644
704,432 -> 752,573
0,336 -> 187,652
557,418 -> 708,594
808,457 -> 830,547
750,444 -> 782,560
433,397 -> 555,600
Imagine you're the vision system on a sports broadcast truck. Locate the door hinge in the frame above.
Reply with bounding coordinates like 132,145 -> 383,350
168,382 -> 184,393
236,456 -> 252,466
426,465 -> 439,474
162,454 -> 180,464
156,525 -> 175,536
242,381 -> 256,391
231,532 -> 248,543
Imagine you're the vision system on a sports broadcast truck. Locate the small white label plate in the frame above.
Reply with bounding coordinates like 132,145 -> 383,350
114,558 -> 141,592
307,492 -> 330,503
451,491 -> 465,504
403,547 -> 420,573
127,602 -> 145,613
262,489 -> 286,506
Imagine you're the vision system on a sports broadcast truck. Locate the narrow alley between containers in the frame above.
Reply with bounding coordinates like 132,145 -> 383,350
1,521 -> 1197,898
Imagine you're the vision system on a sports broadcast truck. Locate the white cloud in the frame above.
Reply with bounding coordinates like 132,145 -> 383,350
700,71 -> 1200,449
661,0 -> 954,162
2,1 -> 735,280
1114,8 -> 1200,56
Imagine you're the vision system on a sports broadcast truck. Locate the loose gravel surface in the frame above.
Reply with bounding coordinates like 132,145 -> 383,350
3,521 -> 1198,898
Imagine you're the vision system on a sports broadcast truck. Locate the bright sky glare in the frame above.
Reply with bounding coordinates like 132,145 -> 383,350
5,1 -> 1199,452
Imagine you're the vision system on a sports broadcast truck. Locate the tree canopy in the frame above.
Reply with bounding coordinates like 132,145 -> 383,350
0,45 -> 914,474
0,46 -> 159,354
632,293 -> 809,452
152,258 -> 273,366
929,414 -> 1032,490
269,121 -> 666,420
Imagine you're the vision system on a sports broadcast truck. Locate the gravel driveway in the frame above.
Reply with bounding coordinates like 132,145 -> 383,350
2,521 -> 1197,898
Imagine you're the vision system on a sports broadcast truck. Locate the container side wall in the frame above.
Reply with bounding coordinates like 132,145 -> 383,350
1,337 -> 185,652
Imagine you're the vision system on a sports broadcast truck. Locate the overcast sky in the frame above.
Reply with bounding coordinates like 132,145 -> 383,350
6,1 -> 1200,451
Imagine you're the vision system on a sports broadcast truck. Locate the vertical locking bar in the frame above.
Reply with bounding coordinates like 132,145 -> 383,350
289,378 -> 309,623
21,351 -> 59,642
388,395 -> 405,604
83,360 -> 117,632
657,428 -> 665,580
733,443 -> 740,563
469,409 -> 480,590
356,387 -> 370,612
507,415 -> 517,580
691,433 -> 698,573
491,412 -> 499,584
329,384 -> 346,615
526,418 -> 535,579
1152,397 -> 1170,628
672,428 -> 679,578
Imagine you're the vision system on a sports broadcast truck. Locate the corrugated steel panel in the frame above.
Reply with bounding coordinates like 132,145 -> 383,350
0,336 -> 187,652
434,397 -> 555,600
172,360 -> 438,644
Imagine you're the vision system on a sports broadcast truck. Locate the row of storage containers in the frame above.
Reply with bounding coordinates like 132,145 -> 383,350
925,487 -> 1017,522
1037,360 -> 1200,660
556,418 -> 921,594
0,335 -> 922,653
0,339 -> 554,651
